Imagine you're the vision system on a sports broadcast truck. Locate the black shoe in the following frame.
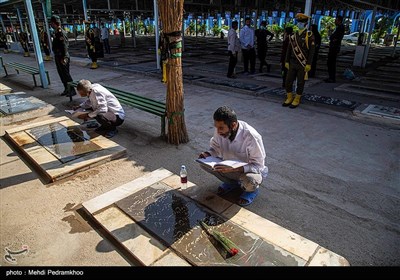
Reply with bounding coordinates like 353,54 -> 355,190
60,91 -> 68,96
324,78 -> 336,83
227,75 -> 236,79
95,126 -> 106,133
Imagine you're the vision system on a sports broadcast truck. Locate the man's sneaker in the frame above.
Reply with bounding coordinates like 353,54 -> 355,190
105,129 -> 118,138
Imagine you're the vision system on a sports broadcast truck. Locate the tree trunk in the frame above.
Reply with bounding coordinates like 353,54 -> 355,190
158,0 -> 189,145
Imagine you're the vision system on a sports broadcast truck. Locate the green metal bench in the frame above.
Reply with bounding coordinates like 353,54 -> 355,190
68,81 -> 166,137
5,61 -> 50,87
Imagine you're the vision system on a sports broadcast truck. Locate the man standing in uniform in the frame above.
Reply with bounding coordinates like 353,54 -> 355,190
255,20 -> 274,73
282,13 -> 315,109
39,26 -> 52,61
227,21 -> 240,78
50,15 -> 74,97
85,21 -> 98,69
18,31 -> 30,57
325,15 -> 344,83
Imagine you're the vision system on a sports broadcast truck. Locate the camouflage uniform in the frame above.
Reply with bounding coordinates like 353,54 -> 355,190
18,32 -> 30,57
0,31 -> 9,53
52,22 -> 73,95
39,27 -> 51,61
85,25 -> 98,69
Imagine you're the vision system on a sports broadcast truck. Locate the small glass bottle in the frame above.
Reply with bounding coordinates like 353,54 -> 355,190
180,165 -> 188,189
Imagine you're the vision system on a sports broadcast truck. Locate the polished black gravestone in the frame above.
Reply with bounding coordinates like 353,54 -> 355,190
115,182 -> 304,266
26,123 -> 102,164
0,94 -> 46,115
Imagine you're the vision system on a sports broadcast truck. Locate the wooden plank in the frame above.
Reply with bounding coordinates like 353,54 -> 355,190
5,116 -> 127,183
5,116 -> 69,134
83,168 -> 173,214
93,206 -> 171,266
222,205 -> 320,262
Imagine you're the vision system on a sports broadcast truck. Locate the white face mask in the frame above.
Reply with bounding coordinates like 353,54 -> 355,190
297,22 -> 306,29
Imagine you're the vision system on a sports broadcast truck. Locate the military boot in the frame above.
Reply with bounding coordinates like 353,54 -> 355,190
90,62 -> 98,69
282,92 -> 293,107
289,94 -> 302,109
44,55 -> 52,61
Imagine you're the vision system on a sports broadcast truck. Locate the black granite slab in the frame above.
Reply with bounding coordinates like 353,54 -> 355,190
199,78 -> 267,91
0,94 -> 46,115
116,182 -> 304,266
26,123 -> 102,164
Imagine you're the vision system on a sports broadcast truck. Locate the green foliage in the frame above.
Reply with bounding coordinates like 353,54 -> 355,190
271,24 -> 284,40
372,16 -> 391,43
197,23 -> 206,35
320,16 -> 336,42
124,20 -> 131,35
188,21 -> 195,35
212,24 -> 222,36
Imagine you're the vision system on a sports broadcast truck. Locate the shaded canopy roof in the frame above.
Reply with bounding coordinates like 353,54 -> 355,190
0,0 -> 399,20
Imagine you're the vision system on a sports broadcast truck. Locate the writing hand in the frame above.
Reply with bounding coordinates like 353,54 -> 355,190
198,152 -> 211,159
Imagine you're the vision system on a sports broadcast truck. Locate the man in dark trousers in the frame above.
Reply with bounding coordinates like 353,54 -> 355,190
255,20 -> 274,73
239,17 -> 256,75
50,15 -> 74,97
282,13 -> 315,109
227,21 -> 241,78
325,15 -> 344,83
85,21 -> 98,69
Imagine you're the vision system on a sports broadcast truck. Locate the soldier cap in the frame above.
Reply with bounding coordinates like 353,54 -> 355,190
51,15 -> 61,23
296,13 -> 310,23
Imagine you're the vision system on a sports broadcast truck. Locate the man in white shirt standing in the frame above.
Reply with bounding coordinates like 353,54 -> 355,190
227,21 -> 241,78
198,106 -> 268,206
239,17 -> 256,75
74,79 -> 125,138
100,23 -> 111,54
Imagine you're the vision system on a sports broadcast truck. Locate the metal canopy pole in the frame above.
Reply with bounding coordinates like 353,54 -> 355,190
392,20 -> 400,57
8,15 -> 18,45
0,15 -> 6,33
154,0 -> 160,69
360,6 -> 377,67
82,0 -> 88,21
16,7 -> 24,32
41,0 -> 52,54
305,0 -> 312,16
24,0 -> 49,88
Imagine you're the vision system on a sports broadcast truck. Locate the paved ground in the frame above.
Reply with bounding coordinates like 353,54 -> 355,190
0,36 -> 399,267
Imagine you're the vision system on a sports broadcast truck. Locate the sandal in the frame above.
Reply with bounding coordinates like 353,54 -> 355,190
238,188 -> 259,206
217,182 -> 241,196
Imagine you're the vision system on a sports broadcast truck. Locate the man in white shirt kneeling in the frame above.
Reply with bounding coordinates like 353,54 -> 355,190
74,79 -> 125,138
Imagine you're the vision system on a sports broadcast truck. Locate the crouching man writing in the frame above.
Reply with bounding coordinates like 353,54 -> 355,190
74,79 -> 125,138
198,106 -> 268,206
